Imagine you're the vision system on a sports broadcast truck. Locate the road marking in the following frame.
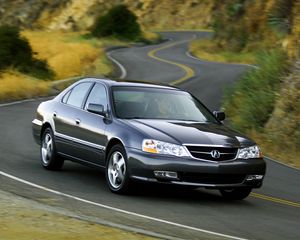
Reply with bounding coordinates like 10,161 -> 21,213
107,50 -> 127,79
147,36 -> 197,86
251,193 -> 300,208
0,171 -> 247,240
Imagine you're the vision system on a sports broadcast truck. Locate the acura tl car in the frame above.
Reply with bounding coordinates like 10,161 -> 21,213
32,78 -> 266,199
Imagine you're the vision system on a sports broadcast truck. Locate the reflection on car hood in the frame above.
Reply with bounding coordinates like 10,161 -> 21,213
123,119 -> 255,147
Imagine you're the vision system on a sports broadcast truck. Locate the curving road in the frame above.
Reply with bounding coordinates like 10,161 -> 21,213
0,31 -> 300,240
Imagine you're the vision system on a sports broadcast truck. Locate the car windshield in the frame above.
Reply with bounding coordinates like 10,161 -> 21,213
112,87 -> 218,123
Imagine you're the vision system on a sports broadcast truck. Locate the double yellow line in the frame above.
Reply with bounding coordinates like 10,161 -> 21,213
147,37 -> 195,86
250,193 -> 300,208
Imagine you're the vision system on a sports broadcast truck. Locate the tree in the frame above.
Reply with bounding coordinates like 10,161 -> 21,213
91,5 -> 141,41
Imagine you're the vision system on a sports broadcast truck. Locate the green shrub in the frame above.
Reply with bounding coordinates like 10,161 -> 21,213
223,49 -> 290,132
0,25 -> 54,79
91,5 -> 141,41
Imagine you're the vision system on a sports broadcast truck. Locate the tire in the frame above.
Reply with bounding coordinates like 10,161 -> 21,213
219,188 -> 252,200
105,144 -> 132,194
40,127 -> 64,170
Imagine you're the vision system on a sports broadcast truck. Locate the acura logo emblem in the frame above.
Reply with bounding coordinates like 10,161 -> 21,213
210,150 -> 220,159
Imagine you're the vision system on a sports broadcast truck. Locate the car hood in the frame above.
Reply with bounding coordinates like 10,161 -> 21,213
123,119 -> 255,147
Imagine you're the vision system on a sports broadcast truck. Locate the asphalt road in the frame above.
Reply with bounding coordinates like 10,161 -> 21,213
0,31 -> 299,240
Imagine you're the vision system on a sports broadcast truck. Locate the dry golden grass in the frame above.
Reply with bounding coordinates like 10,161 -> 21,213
22,31 -> 112,80
189,39 -> 257,64
0,31 -> 122,102
0,71 -> 49,101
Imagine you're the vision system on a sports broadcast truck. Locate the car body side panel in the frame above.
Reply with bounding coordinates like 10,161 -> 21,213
70,110 -> 107,166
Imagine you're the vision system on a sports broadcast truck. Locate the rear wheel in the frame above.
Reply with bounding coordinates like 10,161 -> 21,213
106,144 -> 132,194
219,188 -> 252,200
40,128 -> 64,170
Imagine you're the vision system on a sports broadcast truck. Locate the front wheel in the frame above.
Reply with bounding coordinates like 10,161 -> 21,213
40,128 -> 64,170
106,144 -> 132,194
219,188 -> 252,200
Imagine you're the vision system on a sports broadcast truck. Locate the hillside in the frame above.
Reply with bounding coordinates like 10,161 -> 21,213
0,0 -> 214,31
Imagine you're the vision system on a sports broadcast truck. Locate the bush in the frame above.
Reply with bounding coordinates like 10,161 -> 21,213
0,25 -> 54,79
91,5 -> 141,41
223,49 -> 290,132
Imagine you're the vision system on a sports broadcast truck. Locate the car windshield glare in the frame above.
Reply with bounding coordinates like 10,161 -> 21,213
112,87 -> 218,123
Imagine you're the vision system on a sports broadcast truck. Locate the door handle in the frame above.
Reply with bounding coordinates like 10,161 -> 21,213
53,111 -> 57,117
75,118 -> 81,125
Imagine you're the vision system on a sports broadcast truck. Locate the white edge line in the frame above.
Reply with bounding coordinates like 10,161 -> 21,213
0,99 -> 36,107
0,96 -> 53,107
0,170 -> 248,240
106,50 -> 127,79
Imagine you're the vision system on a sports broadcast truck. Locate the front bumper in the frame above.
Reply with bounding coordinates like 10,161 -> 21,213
126,148 -> 266,189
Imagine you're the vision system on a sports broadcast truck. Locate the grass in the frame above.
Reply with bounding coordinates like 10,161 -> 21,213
0,30 -> 133,102
22,31 -> 114,80
189,39 -> 257,64
0,70 -> 49,101
222,49 -> 289,132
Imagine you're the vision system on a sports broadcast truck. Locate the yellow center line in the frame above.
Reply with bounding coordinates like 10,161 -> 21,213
147,37 -> 196,86
250,192 -> 300,208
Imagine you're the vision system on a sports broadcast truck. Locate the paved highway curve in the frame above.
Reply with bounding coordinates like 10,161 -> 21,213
0,31 -> 299,240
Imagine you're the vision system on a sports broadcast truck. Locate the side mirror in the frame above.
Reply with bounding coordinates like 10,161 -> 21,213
87,103 -> 105,116
213,111 -> 225,121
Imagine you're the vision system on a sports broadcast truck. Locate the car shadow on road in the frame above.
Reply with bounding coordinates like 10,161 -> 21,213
62,163 -> 256,208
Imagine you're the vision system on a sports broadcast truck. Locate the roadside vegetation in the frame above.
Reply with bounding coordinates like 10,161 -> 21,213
223,50 -> 290,132
0,30 -> 116,101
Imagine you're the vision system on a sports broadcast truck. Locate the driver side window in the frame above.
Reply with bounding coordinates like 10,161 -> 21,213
85,83 -> 108,111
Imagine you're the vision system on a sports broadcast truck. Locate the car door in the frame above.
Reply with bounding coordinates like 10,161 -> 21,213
53,81 -> 93,157
70,83 -> 109,166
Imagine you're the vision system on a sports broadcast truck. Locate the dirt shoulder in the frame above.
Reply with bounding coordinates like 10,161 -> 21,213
0,189 -> 158,240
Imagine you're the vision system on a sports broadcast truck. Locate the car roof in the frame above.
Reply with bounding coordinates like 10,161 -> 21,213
79,77 -> 180,90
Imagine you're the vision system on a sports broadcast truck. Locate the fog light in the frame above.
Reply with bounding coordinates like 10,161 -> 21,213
154,171 -> 178,179
246,175 -> 264,181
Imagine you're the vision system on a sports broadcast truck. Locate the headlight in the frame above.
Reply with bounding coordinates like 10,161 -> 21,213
142,139 -> 189,157
237,145 -> 263,159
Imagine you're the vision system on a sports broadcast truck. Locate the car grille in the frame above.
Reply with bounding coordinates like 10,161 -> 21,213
185,145 -> 238,161
179,173 -> 246,185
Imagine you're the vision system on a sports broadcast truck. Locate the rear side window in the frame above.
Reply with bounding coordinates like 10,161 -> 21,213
62,90 -> 71,103
66,82 -> 92,108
